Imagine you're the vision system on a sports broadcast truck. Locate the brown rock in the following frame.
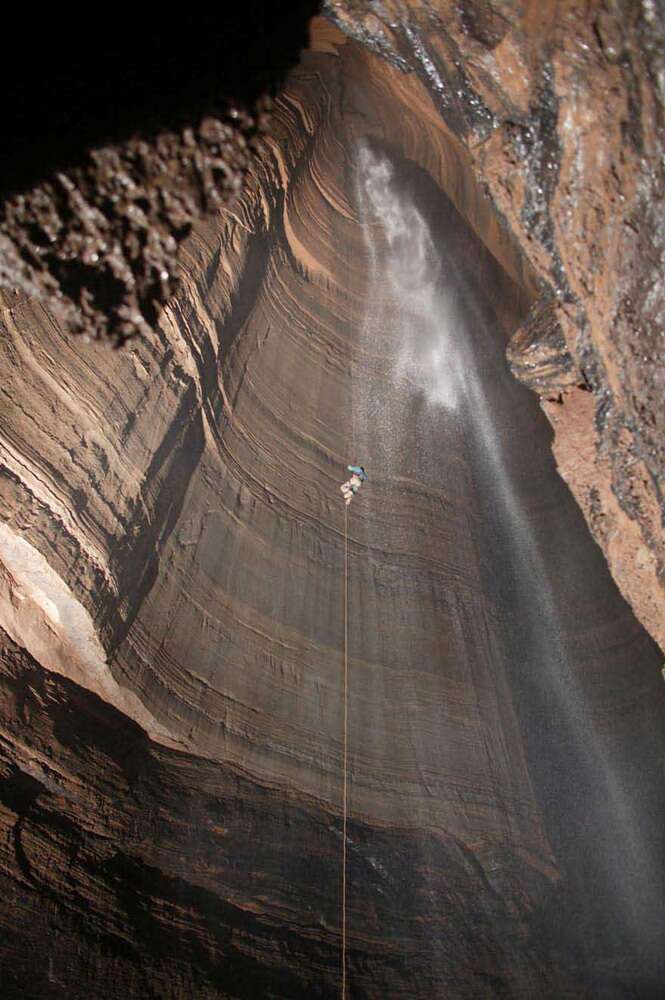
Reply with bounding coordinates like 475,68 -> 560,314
1,6 -> 665,998
326,0 -> 665,659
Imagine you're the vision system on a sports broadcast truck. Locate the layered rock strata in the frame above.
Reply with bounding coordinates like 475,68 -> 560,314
326,0 -> 665,653
1,14 -> 664,1000
3,2 -> 662,656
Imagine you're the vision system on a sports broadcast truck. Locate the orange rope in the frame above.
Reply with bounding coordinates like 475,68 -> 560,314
342,501 -> 349,999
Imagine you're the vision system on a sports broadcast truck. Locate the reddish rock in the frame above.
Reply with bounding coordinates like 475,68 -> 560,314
1,6 -> 664,998
325,0 -> 665,654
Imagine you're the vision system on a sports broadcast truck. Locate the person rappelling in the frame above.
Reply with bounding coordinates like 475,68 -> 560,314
340,464 -> 367,505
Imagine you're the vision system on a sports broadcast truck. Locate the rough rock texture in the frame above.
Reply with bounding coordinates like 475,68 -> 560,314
2,16 -> 665,997
3,4 -> 661,659
326,0 -> 665,654
0,6 -> 317,343
0,108 -> 266,344
0,628 -> 598,999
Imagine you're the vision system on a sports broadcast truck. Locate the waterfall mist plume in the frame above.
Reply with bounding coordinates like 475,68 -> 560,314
353,138 -> 665,966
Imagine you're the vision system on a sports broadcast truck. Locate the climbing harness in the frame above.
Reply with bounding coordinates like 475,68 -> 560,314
341,501 -> 349,999
340,465 -> 367,506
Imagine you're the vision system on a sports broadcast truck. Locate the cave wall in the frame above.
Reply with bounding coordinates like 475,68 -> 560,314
0,5 -> 320,344
1,11 -> 665,999
1,22 -> 549,844
2,3 -> 662,656
326,0 -> 665,653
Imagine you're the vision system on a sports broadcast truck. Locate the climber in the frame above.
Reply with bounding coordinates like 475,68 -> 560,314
340,465 -> 367,505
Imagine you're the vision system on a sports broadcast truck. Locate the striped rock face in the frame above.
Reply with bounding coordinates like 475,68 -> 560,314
1,13 -> 664,999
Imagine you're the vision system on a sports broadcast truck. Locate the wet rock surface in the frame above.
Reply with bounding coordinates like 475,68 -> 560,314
325,0 -> 665,653
3,2 -> 661,650
1,6 -> 665,999
2,629 -> 598,998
